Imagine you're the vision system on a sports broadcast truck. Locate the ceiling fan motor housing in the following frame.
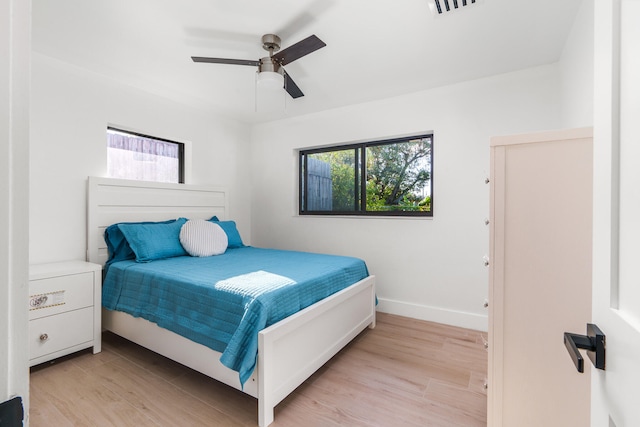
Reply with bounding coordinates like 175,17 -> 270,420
259,34 -> 283,76
259,57 -> 283,75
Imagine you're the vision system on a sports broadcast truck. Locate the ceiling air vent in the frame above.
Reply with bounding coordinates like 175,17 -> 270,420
427,0 -> 482,15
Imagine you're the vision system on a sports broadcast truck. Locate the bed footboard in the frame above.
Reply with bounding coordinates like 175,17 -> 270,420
257,275 -> 376,427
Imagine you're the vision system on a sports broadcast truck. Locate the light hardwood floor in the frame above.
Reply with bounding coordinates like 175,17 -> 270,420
29,313 -> 487,426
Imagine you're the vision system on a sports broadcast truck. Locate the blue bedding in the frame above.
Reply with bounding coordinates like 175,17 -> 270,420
102,246 -> 369,385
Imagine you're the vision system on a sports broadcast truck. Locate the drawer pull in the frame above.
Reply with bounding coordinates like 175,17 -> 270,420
30,295 -> 48,309
39,333 -> 49,342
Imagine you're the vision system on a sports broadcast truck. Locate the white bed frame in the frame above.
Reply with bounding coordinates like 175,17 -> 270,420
86,177 -> 376,427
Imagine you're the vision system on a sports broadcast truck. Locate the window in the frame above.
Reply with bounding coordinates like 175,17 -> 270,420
299,134 -> 433,216
107,127 -> 184,183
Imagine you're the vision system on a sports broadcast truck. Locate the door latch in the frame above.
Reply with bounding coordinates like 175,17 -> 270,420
564,323 -> 605,373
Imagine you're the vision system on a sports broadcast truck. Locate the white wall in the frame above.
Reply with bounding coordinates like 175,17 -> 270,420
1,0 -> 30,420
559,0 -> 594,128
250,65 -> 563,331
29,54 -> 252,264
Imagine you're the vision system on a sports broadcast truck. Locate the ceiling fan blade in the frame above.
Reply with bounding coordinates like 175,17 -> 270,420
191,56 -> 259,66
283,71 -> 304,98
272,35 -> 326,66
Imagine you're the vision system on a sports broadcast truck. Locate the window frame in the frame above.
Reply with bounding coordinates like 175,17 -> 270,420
299,134 -> 434,217
107,126 -> 185,184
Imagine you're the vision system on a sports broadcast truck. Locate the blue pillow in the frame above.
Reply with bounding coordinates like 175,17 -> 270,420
118,218 -> 188,262
208,217 -> 244,248
104,219 -> 177,265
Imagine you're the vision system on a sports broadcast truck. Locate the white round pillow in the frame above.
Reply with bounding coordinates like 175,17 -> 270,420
180,219 -> 228,257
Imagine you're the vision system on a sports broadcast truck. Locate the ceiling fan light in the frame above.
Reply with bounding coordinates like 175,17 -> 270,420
255,71 -> 286,113
256,71 -> 284,89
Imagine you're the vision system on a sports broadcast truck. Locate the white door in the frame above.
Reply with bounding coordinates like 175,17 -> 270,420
592,1 -> 640,425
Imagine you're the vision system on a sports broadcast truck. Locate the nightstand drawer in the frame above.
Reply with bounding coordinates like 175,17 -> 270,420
29,272 -> 94,320
29,307 -> 94,361
28,260 -> 102,364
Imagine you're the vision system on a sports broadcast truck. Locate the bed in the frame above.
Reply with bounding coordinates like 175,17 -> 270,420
86,177 -> 376,427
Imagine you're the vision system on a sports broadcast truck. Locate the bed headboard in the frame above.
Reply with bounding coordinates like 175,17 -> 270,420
87,177 -> 227,266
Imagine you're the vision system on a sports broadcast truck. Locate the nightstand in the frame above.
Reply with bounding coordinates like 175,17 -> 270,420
28,261 -> 102,366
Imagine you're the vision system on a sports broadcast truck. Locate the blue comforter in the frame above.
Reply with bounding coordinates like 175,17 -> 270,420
102,247 -> 369,385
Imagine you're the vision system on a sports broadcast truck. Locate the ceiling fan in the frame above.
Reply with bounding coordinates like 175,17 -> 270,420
191,34 -> 326,99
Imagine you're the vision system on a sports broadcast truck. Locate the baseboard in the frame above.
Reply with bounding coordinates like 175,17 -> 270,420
376,297 -> 488,332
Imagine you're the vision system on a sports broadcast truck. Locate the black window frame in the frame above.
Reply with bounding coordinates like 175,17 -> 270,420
299,134 -> 433,217
107,126 -> 185,184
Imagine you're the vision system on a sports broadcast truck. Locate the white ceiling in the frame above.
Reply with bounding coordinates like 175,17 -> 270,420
32,0 -> 582,124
